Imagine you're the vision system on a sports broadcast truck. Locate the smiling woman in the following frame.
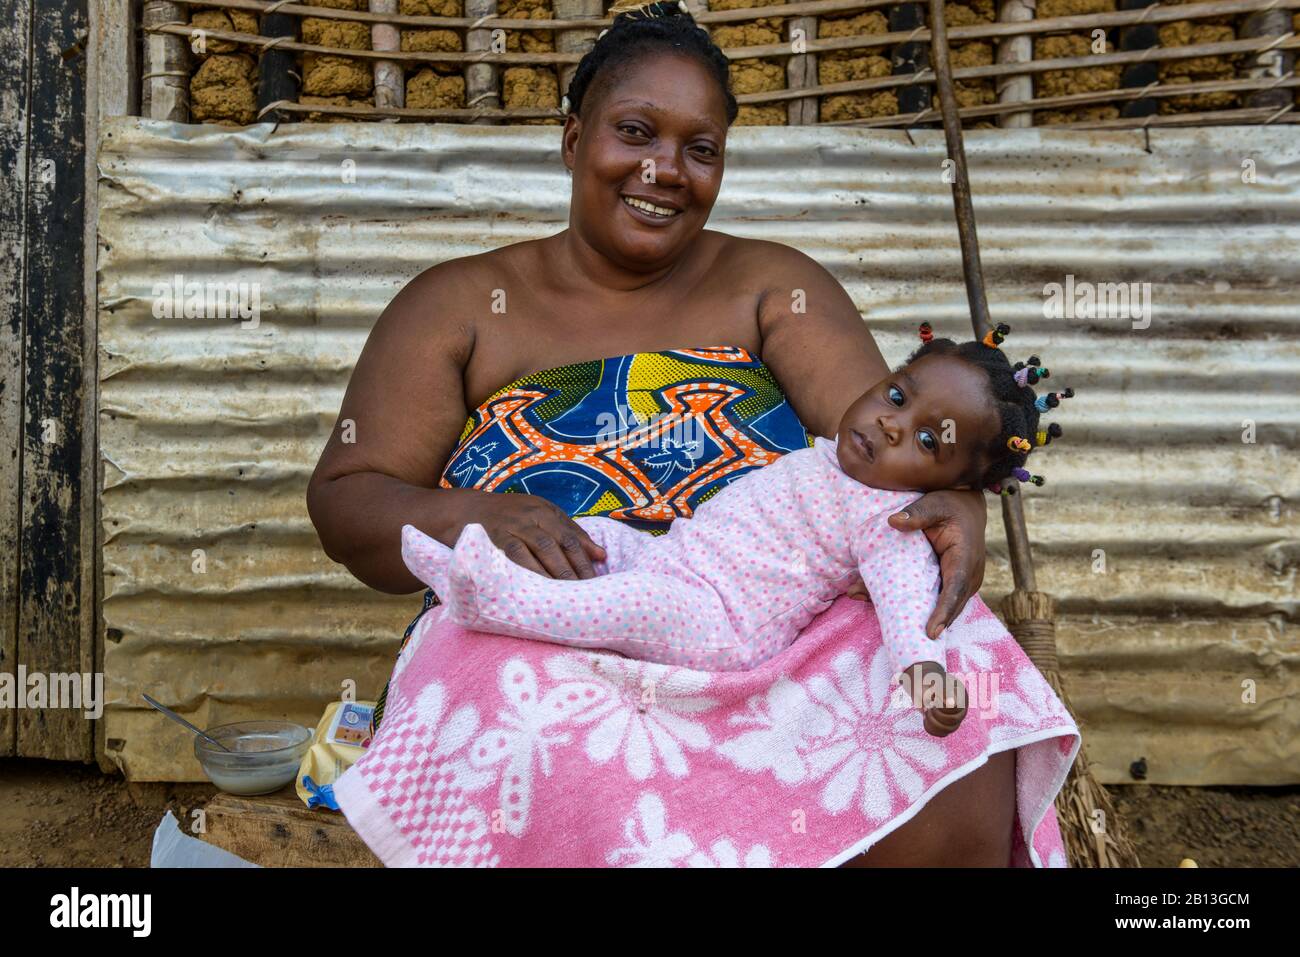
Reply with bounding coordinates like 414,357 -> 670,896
308,0 -> 1079,869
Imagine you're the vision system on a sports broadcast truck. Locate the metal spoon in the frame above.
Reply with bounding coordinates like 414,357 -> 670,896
141,693 -> 232,752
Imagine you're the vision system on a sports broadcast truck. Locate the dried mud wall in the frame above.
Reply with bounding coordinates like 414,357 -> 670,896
176,3 -> 1291,129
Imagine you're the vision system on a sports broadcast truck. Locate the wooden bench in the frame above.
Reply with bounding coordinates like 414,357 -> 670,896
200,786 -> 380,867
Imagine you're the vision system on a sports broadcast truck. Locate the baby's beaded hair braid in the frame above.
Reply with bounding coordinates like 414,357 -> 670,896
562,0 -> 738,124
910,322 -> 1074,495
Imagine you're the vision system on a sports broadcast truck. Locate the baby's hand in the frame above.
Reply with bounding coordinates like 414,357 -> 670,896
898,661 -> 968,738
845,573 -> 872,603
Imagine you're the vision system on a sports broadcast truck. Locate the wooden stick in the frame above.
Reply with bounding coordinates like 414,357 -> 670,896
928,0 -> 1141,869
371,0 -> 404,112
259,73 -> 1300,124
162,0 -> 914,30
830,73 -> 1300,125
927,0 -> 988,334
145,15 -> 1300,79
730,34 -> 1300,104
928,0 -> 1041,638
1038,103 -> 1297,128
260,97 -> 558,120
155,0 -> 1300,38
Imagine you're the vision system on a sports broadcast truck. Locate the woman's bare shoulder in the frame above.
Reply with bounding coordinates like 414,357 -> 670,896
377,239 -> 542,351
703,231 -> 839,287
400,238 -> 537,301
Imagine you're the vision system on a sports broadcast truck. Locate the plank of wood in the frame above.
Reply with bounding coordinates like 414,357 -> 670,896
17,0 -> 93,761
0,0 -> 33,758
87,0 -> 137,770
201,787 -> 382,868
93,1 -> 137,120
786,16 -> 819,126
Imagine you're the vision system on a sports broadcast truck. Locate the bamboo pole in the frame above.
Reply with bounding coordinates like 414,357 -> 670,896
1240,8 -> 1296,111
995,0 -> 1034,127
141,1 -> 191,121
465,0 -> 501,124
926,0 -> 1141,868
555,0 -> 603,102
371,0 -> 404,111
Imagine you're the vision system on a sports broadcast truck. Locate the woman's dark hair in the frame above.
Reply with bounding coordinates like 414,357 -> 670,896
564,1 -> 739,125
904,333 -> 1070,491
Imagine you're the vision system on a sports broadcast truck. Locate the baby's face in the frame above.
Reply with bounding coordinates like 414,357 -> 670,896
835,353 -> 997,492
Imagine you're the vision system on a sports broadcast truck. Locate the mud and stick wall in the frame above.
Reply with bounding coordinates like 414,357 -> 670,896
179,1 -> 1293,126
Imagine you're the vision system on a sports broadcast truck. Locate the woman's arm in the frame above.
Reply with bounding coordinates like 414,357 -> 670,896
306,264 -> 605,593
752,241 -> 987,632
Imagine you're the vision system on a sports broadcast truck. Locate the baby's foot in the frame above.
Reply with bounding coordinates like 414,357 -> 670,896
444,523 -> 513,623
400,524 -> 453,596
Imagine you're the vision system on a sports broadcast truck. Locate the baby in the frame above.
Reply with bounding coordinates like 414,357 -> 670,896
402,325 -> 1071,736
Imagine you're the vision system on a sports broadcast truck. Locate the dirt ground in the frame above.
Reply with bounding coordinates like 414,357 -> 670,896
0,759 -> 214,868
0,758 -> 1296,867
1109,784 -> 1300,868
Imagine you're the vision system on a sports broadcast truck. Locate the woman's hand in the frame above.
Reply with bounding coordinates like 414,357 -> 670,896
887,489 -> 987,639
442,489 -> 608,581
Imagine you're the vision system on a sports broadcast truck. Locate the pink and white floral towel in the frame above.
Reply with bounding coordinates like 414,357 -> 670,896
335,592 -> 1080,867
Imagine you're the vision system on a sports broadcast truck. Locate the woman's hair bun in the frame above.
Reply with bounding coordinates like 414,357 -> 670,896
608,0 -> 692,23
564,0 -> 737,122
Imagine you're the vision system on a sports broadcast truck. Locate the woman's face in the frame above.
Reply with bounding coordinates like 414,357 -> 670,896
562,52 -> 728,272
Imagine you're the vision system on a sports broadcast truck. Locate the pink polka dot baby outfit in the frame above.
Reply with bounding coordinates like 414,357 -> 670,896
401,435 -> 943,673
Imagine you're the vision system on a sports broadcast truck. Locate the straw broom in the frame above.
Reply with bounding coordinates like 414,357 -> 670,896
925,0 -> 1140,868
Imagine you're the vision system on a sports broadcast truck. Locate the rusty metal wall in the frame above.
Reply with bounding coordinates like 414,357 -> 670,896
96,117 -> 1299,784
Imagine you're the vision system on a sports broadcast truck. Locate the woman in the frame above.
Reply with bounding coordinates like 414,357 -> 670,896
309,3 -> 1077,867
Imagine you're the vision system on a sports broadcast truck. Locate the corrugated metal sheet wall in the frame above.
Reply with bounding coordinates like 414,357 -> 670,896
96,118 -> 1299,784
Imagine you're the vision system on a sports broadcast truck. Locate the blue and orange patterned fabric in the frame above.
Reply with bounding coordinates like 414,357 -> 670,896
371,345 -> 813,732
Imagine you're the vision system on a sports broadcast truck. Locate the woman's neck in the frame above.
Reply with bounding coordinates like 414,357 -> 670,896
549,226 -> 692,295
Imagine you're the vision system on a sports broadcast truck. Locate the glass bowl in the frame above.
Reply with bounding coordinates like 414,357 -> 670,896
194,720 -> 312,796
